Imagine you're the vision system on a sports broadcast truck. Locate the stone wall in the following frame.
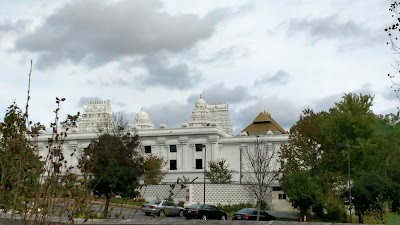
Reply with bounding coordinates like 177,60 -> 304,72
139,183 -> 286,208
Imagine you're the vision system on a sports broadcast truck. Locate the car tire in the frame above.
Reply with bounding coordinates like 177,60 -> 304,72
158,210 -> 165,217
202,215 -> 207,220
185,216 -> 192,220
179,210 -> 184,217
221,215 -> 226,220
145,213 -> 151,216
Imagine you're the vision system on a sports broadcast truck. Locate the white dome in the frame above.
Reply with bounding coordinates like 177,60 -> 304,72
134,108 -> 155,129
195,96 -> 207,108
136,108 -> 150,122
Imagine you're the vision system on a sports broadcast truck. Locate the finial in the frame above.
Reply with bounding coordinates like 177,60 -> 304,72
141,107 -> 144,111
200,95 -> 202,99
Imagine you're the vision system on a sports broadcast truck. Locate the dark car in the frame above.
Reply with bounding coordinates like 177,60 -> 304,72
184,204 -> 227,220
232,208 -> 276,221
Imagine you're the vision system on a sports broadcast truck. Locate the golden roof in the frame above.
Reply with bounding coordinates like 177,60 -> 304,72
242,111 -> 288,135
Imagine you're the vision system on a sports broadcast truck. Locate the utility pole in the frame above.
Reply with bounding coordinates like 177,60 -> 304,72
338,143 -> 351,223
203,144 -> 206,204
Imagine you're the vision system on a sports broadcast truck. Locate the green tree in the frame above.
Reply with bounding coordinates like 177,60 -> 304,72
0,102 -> 43,213
143,154 -> 166,185
205,158 -> 232,184
280,93 -> 384,220
280,170 -> 322,214
78,133 -> 144,218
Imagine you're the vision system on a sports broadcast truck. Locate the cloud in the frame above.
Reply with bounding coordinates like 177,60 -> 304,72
138,54 -> 202,89
198,46 -> 249,64
187,83 -> 255,104
14,0 -> 220,69
383,80 -> 400,101
312,84 -> 374,112
254,70 -> 292,87
0,19 -> 30,34
76,97 -> 103,107
145,101 -> 193,129
287,14 -> 380,46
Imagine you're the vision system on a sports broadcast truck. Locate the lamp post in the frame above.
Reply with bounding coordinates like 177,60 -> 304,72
338,143 -> 351,223
203,144 -> 206,204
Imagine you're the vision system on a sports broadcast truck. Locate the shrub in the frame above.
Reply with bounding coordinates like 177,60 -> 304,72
178,201 -> 185,207
363,198 -> 390,224
217,202 -> 255,212
323,191 -> 346,222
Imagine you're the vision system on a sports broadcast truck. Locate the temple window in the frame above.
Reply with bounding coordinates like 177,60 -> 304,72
196,159 -> 203,169
144,146 -> 151,153
170,160 -> 177,170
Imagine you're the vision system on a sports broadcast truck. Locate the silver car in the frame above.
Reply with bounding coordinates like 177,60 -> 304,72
141,200 -> 185,217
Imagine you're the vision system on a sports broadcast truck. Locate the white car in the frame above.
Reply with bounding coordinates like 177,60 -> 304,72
141,200 -> 184,217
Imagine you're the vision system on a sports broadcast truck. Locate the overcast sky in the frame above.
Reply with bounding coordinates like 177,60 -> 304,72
0,0 -> 398,134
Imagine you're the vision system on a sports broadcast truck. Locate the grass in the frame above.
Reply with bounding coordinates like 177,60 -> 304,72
388,212 -> 400,225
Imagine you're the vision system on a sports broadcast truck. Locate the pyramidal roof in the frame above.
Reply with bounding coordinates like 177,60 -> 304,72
242,111 -> 288,135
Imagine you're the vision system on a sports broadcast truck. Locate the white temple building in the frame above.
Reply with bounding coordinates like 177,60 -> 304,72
33,96 -> 293,210
78,100 -> 113,132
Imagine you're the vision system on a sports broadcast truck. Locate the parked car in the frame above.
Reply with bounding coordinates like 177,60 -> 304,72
232,208 -> 276,221
141,200 -> 185,217
184,204 -> 227,220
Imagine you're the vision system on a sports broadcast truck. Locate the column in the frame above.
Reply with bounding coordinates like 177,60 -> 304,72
179,136 -> 188,170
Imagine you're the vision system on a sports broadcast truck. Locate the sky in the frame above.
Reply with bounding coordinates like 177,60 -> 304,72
0,0 -> 399,135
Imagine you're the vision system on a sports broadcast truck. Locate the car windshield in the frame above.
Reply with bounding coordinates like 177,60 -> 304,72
188,204 -> 204,209
236,208 -> 250,214
149,200 -> 161,205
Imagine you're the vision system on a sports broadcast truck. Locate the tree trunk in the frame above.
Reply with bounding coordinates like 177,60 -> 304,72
256,200 -> 261,221
103,194 -> 110,218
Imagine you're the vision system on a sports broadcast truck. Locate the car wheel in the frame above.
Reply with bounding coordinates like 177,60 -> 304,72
221,215 -> 226,220
185,216 -> 192,220
158,210 -> 165,217
179,210 -> 184,217
202,215 -> 207,220
145,212 -> 151,216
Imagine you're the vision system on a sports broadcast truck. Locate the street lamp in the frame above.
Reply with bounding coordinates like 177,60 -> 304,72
338,143 -> 351,223
203,144 -> 206,204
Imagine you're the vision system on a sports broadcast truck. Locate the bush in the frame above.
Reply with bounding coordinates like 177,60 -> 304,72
177,201 -> 185,207
323,191 -> 346,222
217,203 -> 255,213
362,199 -> 390,224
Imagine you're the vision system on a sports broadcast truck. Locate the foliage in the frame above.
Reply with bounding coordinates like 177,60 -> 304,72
143,154 -> 166,185
78,133 -> 144,218
0,102 -> 43,214
362,196 -> 391,224
280,170 -> 322,214
323,190 -> 346,222
177,201 -> 185,207
279,93 -> 400,221
242,137 -> 279,221
352,173 -> 400,216
216,202 -> 254,213
205,158 -> 232,184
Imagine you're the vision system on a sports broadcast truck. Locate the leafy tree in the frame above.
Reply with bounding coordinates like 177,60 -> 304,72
78,133 -> 144,218
280,170 -> 322,214
352,173 -> 400,221
0,102 -> 43,212
205,158 -> 232,184
143,154 -> 166,185
280,93 -> 386,221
